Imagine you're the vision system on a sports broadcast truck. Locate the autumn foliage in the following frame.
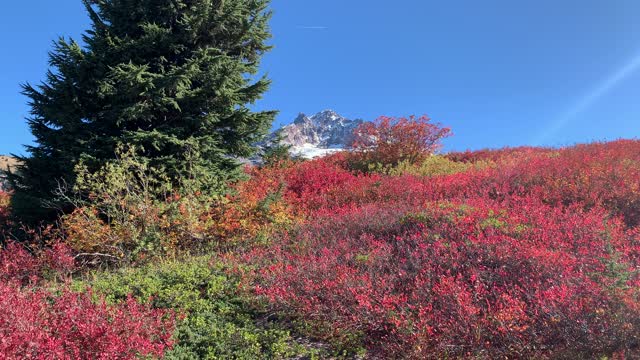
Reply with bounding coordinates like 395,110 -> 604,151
0,191 -> 10,228
250,200 -> 639,358
232,138 -> 640,358
0,286 -> 175,359
1,125 -> 639,358
348,115 -> 452,170
0,241 -> 176,359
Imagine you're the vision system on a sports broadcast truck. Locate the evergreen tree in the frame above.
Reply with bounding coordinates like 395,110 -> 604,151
9,0 -> 276,223
261,129 -> 293,166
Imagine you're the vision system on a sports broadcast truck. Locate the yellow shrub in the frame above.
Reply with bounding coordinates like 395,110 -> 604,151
388,156 -> 492,177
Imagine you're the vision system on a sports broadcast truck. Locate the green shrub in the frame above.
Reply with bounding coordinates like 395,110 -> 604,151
60,145 -> 224,265
388,156 -> 491,177
74,256 -> 319,359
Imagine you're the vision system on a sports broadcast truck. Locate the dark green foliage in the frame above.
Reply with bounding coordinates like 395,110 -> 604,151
262,129 -> 293,166
75,256 -> 321,359
10,0 -> 276,223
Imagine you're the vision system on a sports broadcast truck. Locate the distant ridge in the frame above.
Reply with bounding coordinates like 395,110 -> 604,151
266,110 -> 363,158
0,156 -> 19,190
0,156 -> 19,173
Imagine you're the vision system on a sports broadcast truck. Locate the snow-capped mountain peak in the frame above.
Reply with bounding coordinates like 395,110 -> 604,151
274,110 -> 363,158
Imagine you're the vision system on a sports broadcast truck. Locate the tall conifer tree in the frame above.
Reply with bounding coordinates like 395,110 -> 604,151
10,0 -> 276,223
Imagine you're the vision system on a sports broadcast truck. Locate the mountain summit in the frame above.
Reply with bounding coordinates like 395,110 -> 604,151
274,110 -> 363,158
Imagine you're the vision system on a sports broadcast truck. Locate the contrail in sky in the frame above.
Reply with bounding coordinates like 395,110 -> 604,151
296,26 -> 328,30
533,51 -> 640,145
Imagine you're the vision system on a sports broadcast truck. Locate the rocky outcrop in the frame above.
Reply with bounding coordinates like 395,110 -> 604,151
278,110 -> 363,148
0,156 -> 19,173
261,110 -> 363,158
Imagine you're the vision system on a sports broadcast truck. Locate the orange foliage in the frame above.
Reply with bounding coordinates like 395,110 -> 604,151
0,191 -> 10,226
349,115 -> 451,169
208,163 -> 300,245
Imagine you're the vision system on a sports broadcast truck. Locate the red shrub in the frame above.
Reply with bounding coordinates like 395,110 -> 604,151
207,162 -> 301,243
284,159 -> 360,212
433,140 -> 640,226
0,241 -> 75,286
245,198 -> 639,358
349,115 -> 451,169
0,284 -> 175,359
0,241 -> 41,285
229,139 -> 640,358
280,140 -> 640,227
0,242 -> 175,359
445,146 -> 553,164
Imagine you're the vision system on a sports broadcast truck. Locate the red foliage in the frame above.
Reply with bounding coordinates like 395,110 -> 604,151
349,115 -> 451,168
0,241 -> 75,286
0,242 -> 176,359
283,158 -> 359,212
250,199 -> 639,358
445,146 -> 553,164
234,139 -> 640,358
278,139 -> 640,227
4,136 -> 636,358
431,140 -> 640,227
0,284 -> 175,359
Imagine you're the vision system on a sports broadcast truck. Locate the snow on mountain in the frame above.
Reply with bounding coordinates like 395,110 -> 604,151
288,143 -> 343,159
269,110 -> 363,159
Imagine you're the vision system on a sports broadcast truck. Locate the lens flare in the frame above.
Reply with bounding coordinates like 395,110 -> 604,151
533,52 -> 640,145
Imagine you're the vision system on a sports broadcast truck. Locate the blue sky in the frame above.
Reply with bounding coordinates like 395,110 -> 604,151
1,0 -> 639,155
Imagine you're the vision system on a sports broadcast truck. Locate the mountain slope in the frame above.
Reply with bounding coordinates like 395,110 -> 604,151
269,110 -> 363,158
0,156 -> 19,173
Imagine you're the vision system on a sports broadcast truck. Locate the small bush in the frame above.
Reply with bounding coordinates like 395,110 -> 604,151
348,115 -> 451,172
0,285 -> 175,359
207,163 -> 300,247
0,240 -> 74,286
0,240 -> 175,359
387,155 -> 490,177
77,256 -> 319,359
60,146 -> 223,264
